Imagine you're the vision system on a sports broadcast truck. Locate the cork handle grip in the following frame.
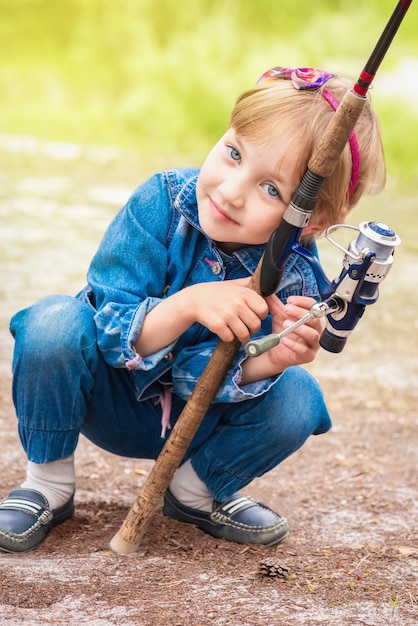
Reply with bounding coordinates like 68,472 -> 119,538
308,89 -> 366,178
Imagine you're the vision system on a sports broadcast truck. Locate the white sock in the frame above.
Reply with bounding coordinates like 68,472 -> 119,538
21,454 -> 75,510
169,459 -> 213,512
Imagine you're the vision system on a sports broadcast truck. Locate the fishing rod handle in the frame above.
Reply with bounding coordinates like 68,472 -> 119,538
308,88 -> 366,179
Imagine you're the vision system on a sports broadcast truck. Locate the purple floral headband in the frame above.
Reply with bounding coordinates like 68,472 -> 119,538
257,66 -> 360,199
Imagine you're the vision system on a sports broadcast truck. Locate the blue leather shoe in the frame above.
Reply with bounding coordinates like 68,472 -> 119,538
0,488 -> 74,553
163,489 -> 289,546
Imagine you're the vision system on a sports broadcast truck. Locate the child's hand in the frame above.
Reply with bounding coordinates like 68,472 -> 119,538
187,279 -> 268,343
135,277 -> 267,357
264,294 -> 324,369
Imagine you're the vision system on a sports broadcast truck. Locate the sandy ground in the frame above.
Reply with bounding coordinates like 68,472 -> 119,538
1,367 -> 417,625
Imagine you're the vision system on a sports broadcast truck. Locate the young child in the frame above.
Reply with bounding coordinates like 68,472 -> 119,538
0,66 -> 385,552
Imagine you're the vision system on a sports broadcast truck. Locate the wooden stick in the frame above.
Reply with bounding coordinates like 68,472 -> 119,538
109,268 -> 262,553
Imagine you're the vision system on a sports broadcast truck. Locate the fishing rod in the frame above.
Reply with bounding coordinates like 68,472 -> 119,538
259,0 -> 413,298
109,0 -> 413,554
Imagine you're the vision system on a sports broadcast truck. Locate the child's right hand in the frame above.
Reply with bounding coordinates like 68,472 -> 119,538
185,279 -> 268,343
135,278 -> 267,357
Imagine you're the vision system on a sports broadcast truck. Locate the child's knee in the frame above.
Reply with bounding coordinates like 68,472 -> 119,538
263,367 -> 331,437
279,366 -> 325,405
10,295 -> 95,357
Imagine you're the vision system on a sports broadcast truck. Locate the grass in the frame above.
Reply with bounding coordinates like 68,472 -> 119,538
1,0 -> 417,179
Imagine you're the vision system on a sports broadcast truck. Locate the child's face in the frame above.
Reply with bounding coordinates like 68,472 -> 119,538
196,128 -> 300,254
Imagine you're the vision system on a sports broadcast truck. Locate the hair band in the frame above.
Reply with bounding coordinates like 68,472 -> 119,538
257,66 -> 360,198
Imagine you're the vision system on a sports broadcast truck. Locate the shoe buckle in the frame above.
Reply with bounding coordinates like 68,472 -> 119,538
38,509 -> 53,525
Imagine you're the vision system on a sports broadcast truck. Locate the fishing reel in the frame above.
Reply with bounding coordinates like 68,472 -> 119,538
245,221 -> 401,357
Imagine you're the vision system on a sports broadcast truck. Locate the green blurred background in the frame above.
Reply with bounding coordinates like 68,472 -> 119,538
1,0 -> 417,179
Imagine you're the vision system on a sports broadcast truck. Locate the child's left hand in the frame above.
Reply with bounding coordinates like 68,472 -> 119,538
264,294 -> 324,370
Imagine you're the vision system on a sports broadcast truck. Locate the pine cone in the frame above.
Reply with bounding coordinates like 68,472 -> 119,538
259,558 -> 290,578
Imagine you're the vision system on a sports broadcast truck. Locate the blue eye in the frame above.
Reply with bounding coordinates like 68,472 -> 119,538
228,146 -> 241,161
263,183 -> 280,198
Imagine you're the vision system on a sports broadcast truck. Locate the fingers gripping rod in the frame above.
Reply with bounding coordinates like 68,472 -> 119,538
245,298 -> 342,357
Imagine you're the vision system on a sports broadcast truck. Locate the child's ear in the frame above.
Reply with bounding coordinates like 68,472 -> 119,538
339,206 -> 349,221
302,219 -> 331,237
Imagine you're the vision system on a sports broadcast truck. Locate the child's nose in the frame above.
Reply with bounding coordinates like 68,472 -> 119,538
219,177 -> 245,208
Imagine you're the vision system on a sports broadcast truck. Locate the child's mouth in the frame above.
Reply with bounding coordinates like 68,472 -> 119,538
209,199 -> 238,224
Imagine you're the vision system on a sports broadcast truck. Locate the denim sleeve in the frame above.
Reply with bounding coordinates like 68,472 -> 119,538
86,173 -> 176,368
171,334 -> 280,403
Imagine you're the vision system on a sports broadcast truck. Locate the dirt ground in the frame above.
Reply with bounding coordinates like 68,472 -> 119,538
1,279 -> 418,626
0,143 -> 417,625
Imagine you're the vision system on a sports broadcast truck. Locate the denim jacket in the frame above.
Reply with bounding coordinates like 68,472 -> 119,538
78,168 -> 321,404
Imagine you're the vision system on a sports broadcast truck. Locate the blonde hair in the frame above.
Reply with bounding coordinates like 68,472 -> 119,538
230,76 -> 386,228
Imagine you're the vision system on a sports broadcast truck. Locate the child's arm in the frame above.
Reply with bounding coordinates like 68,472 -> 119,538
135,278 -> 268,357
136,282 -> 323,387
240,295 -> 324,385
